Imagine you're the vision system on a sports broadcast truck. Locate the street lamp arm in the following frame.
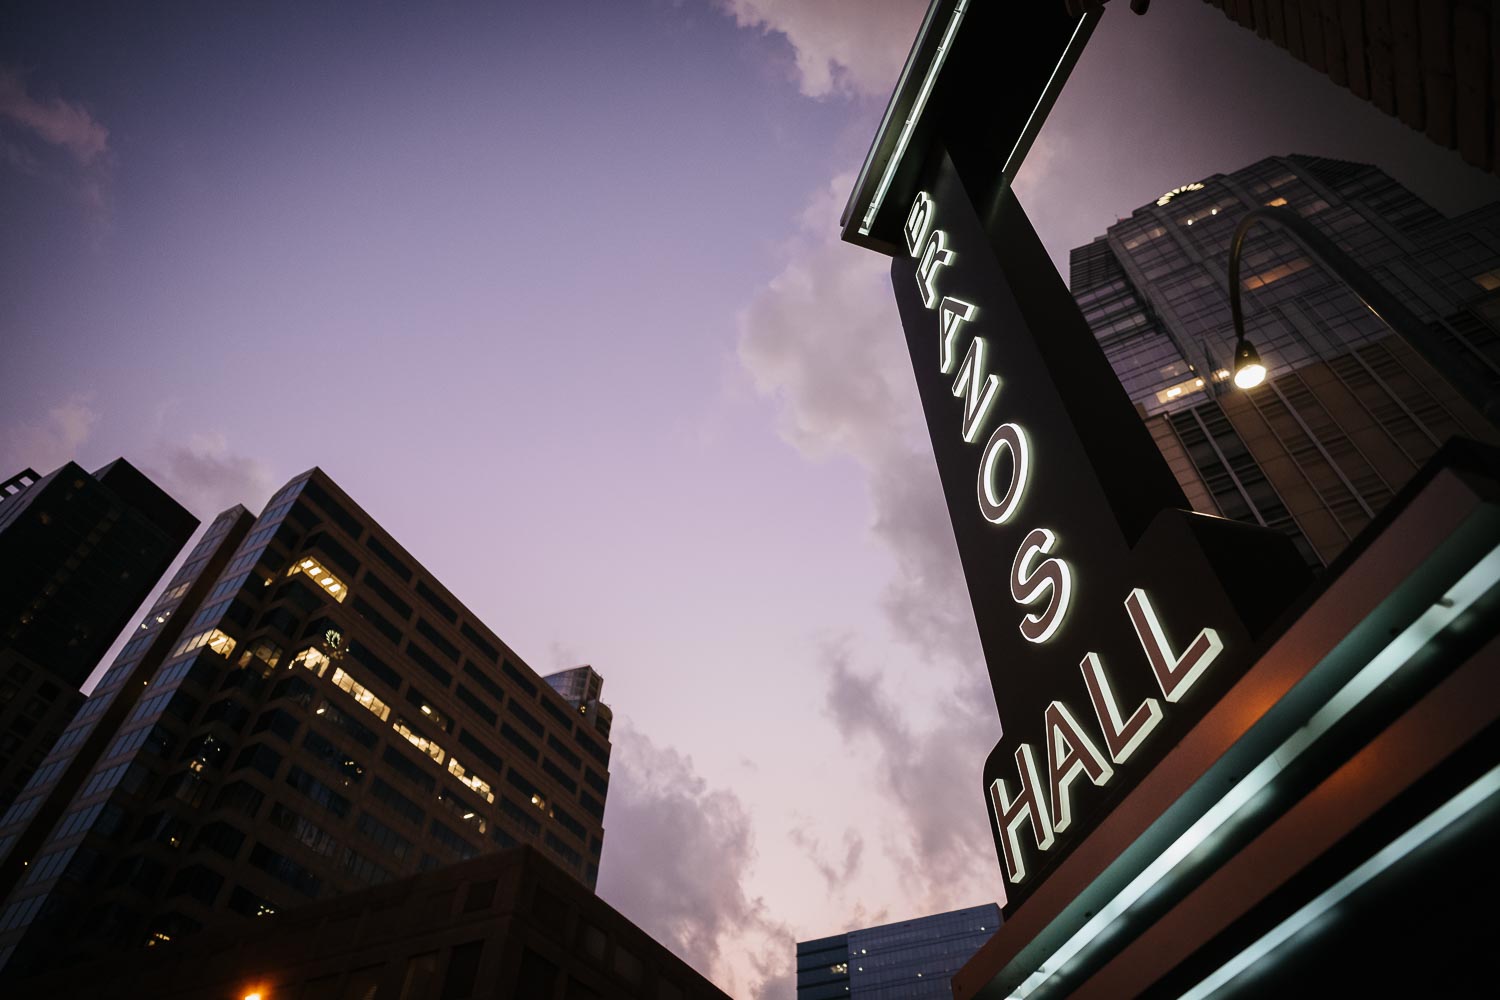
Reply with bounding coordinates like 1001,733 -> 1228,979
1227,206 -> 1500,424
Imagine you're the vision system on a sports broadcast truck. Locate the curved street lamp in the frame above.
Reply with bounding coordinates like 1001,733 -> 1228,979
1225,206 -> 1500,425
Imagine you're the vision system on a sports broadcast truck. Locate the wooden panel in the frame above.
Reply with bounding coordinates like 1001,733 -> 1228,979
1390,0 -> 1425,128
1322,0 -> 1349,86
1265,0 -> 1287,47
1340,0 -> 1370,98
1365,0 -> 1398,115
1421,1 -> 1457,146
1251,0 -> 1271,38
1299,0 -> 1329,71
1283,0 -> 1308,65
1453,2 -> 1491,168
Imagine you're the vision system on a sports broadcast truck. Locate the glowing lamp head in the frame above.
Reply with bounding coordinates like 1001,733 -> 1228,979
244,992 -> 264,1000
1232,340 -> 1266,390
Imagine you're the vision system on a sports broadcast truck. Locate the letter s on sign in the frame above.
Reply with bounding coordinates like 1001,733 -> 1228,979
1010,528 -> 1073,644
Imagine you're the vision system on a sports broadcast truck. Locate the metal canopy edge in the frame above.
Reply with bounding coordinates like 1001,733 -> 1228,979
839,2 -> 1099,255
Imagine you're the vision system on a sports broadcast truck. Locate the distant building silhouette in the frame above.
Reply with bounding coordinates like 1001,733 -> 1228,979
6,845 -> 729,1000
797,904 -> 1001,999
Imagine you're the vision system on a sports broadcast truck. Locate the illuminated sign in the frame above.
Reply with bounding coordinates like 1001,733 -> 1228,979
904,191 -> 1070,644
1155,182 -> 1206,206
888,154 -> 1305,912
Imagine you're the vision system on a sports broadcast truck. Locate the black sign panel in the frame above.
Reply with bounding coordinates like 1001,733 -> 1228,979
891,149 -> 1306,915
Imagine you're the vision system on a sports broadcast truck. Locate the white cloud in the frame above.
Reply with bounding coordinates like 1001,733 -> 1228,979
789,823 -> 865,891
737,174 -> 1001,907
737,173 -> 981,664
0,68 -> 109,164
597,725 -> 794,999
145,433 -> 275,519
718,0 -> 927,99
821,642 -> 1001,907
0,397 -> 98,476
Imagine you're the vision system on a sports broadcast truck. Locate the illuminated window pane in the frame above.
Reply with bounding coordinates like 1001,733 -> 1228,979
286,556 -> 349,603
292,647 -> 332,676
330,668 -> 391,722
1243,257 -> 1311,291
1154,375 -> 1208,405
393,717 -> 445,764
172,628 -> 238,660
445,758 -> 496,804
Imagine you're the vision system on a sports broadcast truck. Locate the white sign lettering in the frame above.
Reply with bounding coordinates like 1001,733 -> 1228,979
902,191 -> 1228,886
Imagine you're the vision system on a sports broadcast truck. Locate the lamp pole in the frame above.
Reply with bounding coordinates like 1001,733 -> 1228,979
1226,205 -> 1500,425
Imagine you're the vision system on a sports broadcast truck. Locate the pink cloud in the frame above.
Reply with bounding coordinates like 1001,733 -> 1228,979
0,68 -> 109,164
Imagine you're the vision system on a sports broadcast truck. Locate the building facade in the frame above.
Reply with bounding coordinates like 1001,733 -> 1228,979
1197,1 -> 1500,180
0,460 -> 197,813
797,904 -> 1000,1000
1070,154 -> 1500,564
8,845 -> 730,1000
0,468 -> 610,979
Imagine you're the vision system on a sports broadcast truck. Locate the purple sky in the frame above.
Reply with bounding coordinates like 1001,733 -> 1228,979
4,2 -> 1498,995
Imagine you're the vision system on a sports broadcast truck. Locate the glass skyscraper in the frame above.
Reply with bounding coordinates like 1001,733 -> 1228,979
543,664 -> 612,740
1070,154 -> 1500,565
0,468 -> 610,978
0,460 -> 196,814
797,903 -> 1000,1000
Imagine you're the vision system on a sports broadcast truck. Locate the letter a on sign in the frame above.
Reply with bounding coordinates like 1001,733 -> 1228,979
1044,701 -> 1112,833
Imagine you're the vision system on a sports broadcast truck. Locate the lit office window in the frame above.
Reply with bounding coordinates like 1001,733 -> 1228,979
1243,257 -> 1311,290
1155,375 -> 1207,405
446,758 -> 495,804
292,647 -> 332,676
174,628 -> 237,659
330,668 -> 391,722
393,717 -> 446,764
287,556 -> 348,603
237,638 -> 283,671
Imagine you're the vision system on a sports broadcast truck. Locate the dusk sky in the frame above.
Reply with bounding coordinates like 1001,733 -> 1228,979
4,2 -> 1499,996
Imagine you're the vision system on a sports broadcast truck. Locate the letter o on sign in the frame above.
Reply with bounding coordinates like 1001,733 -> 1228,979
978,422 -> 1030,524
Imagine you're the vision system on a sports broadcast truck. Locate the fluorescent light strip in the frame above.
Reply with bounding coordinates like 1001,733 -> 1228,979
859,0 -> 969,236
1005,543 -> 1500,998
1178,761 -> 1500,1000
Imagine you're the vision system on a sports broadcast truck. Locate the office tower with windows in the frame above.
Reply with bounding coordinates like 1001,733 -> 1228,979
1070,154 -> 1500,565
0,468 -> 610,978
543,664 -> 612,741
796,904 -> 1000,1000
0,460 -> 197,813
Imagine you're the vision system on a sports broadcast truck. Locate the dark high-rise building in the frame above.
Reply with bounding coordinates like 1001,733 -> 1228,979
0,460 -> 197,813
1070,154 -> 1500,565
8,845 -> 731,1000
797,904 -> 1001,1000
0,469 -> 611,978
